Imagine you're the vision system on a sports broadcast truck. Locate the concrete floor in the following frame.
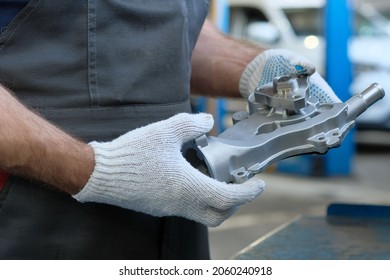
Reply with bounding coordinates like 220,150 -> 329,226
208,133 -> 390,259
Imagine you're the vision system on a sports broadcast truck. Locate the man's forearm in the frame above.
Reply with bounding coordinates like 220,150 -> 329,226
0,85 -> 94,194
191,20 -> 266,98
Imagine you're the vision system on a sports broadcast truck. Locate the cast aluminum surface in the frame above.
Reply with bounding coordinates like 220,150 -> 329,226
192,75 -> 385,183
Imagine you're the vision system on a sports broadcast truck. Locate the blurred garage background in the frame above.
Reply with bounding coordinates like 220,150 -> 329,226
198,0 -> 390,259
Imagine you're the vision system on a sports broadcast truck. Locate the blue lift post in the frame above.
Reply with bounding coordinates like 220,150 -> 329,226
324,0 -> 354,175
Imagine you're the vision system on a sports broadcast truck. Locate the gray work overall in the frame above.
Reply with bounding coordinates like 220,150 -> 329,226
0,0 -> 210,259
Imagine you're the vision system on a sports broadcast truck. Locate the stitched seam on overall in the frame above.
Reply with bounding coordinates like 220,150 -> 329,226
87,0 -> 99,106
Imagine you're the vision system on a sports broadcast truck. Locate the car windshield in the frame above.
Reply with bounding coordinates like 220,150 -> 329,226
283,6 -> 389,38
283,8 -> 324,37
355,12 -> 388,36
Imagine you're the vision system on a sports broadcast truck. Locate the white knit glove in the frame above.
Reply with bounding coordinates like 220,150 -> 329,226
239,49 -> 341,103
73,113 -> 265,227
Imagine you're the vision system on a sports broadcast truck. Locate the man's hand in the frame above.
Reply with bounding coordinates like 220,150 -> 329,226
239,49 -> 341,103
73,113 -> 265,227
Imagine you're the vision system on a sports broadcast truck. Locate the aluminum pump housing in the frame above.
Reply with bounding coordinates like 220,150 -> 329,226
188,74 -> 385,183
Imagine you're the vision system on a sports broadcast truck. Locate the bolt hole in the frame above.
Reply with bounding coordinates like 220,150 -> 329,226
237,171 -> 245,177
292,95 -> 300,99
332,132 -> 339,136
318,136 -> 325,141
277,76 -> 290,82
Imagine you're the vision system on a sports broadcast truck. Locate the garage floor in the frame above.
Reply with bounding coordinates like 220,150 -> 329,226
208,131 -> 390,259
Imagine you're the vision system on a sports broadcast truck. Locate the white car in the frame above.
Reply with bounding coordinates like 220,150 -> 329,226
228,0 -> 390,130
